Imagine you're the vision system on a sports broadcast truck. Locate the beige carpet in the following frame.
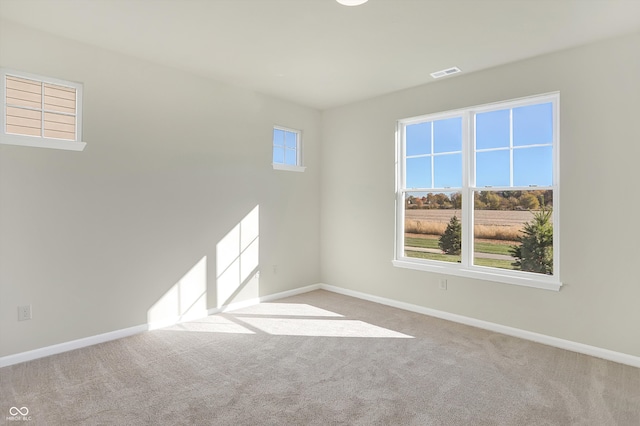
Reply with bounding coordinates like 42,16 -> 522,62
1,290 -> 639,425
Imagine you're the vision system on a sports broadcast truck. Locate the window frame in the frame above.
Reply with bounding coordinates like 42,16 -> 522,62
394,93 -> 561,291
272,125 -> 305,172
0,68 -> 86,151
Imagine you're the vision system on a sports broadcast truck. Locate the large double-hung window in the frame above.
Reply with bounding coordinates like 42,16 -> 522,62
394,93 -> 560,290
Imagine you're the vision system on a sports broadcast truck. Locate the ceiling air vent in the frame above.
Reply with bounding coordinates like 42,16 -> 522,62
430,67 -> 461,79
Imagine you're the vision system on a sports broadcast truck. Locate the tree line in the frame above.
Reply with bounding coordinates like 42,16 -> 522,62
407,190 -> 553,211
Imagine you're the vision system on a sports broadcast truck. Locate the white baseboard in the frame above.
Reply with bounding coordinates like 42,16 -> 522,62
318,283 -> 640,369
2,282 -> 638,369
0,324 -> 148,368
0,284 -> 322,368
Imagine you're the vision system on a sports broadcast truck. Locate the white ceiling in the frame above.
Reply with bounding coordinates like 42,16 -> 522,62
1,0 -> 639,110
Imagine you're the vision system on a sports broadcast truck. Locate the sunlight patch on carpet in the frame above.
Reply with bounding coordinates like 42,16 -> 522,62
235,317 -> 414,338
163,316 -> 255,334
231,303 -> 343,317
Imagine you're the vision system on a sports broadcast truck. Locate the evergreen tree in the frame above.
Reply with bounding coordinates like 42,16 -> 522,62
510,208 -> 553,274
439,215 -> 462,255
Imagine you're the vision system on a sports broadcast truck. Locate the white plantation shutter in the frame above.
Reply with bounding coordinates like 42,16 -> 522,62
1,69 -> 85,151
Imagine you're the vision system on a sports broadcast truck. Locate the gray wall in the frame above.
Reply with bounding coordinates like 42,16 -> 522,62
0,21 -> 321,357
2,19 -> 639,361
320,32 -> 640,358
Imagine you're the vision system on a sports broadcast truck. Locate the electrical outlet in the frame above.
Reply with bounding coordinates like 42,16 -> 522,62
438,279 -> 447,290
18,305 -> 32,321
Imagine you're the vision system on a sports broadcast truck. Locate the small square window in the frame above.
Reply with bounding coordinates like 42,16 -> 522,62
1,69 -> 86,151
272,126 -> 305,172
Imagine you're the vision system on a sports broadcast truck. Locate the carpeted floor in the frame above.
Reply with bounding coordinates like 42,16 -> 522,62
1,290 -> 639,425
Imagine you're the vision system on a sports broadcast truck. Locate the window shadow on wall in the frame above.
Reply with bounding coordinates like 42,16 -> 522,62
147,205 -> 260,329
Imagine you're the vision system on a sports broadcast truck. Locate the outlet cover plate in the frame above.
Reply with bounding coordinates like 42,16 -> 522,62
18,305 -> 32,321
439,279 -> 448,290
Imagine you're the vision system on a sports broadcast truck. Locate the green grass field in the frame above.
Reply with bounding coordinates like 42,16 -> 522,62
405,236 -> 514,254
405,235 -> 517,270
473,258 -> 516,270
405,237 -> 440,250
405,251 -> 461,263
406,249 -> 516,269
474,241 -> 513,256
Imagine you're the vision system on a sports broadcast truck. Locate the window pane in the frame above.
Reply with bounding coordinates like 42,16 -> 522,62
476,109 -> 510,150
476,150 -> 510,187
473,190 -> 553,274
406,122 -> 431,156
406,157 -> 431,188
513,102 -> 553,146
44,84 -> 76,114
284,131 -> 297,148
284,148 -> 297,165
404,191 -> 462,263
513,146 -> 552,186
434,117 -> 462,153
6,107 -> 42,137
6,76 -> 42,109
44,112 -> 76,140
434,153 -> 462,188
273,146 -> 284,163
273,129 -> 285,146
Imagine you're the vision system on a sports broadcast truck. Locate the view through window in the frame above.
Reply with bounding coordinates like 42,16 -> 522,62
396,93 -> 559,289
272,126 -> 304,172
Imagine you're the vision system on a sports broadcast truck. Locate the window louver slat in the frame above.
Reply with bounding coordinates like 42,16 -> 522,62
6,114 -> 41,129
44,129 -> 76,140
44,113 -> 75,133
44,112 -> 75,124
44,84 -> 75,98
6,76 -> 41,94
7,123 -> 41,137
43,102 -> 76,114
6,95 -> 41,109
7,106 -> 41,120
7,87 -> 42,105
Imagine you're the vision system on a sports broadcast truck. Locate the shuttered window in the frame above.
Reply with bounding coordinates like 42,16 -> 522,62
1,69 -> 85,151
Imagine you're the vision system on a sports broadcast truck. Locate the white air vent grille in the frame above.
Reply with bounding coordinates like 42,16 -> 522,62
430,67 -> 461,79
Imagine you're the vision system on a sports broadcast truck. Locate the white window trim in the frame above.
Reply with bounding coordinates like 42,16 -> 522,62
272,163 -> 307,172
394,92 -> 561,291
0,68 -> 86,151
272,125 -> 305,172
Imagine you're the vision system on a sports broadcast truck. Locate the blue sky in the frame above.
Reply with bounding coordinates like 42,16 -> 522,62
405,102 -> 553,189
273,128 -> 298,165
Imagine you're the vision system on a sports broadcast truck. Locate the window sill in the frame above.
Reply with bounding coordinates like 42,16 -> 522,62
392,259 -> 562,291
272,163 -> 306,172
1,135 -> 86,151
